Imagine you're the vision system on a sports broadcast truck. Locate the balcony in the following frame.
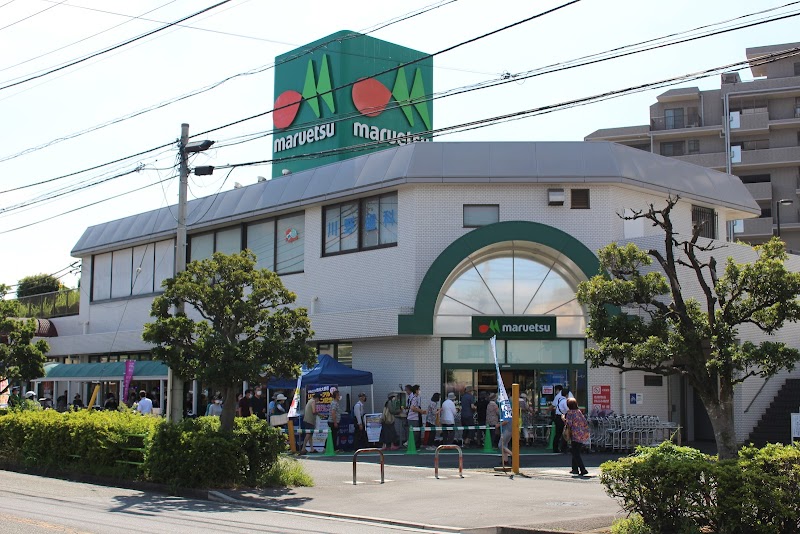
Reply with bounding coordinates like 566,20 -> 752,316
736,217 -> 773,238
734,146 -> 800,169
743,181 -> 772,202
15,289 -> 79,319
674,152 -> 726,169
651,115 -> 702,131
730,111 -> 769,134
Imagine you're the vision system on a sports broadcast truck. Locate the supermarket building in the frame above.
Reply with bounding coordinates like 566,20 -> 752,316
38,140 -> 800,445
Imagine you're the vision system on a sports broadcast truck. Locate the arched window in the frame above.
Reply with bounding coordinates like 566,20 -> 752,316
433,241 -> 586,337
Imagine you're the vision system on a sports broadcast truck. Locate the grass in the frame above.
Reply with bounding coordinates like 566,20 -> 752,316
258,456 -> 314,488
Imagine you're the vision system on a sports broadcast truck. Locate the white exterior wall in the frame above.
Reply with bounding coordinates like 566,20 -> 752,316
45,180 -> 794,443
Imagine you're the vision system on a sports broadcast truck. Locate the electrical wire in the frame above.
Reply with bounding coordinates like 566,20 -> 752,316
0,0 -> 68,33
0,0 -> 468,165
0,0 -> 234,92
4,45 -> 797,238
3,1 -> 795,206
0,1 -> 179,75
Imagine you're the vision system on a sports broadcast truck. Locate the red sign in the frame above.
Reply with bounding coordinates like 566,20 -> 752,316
592,385 -> 611,410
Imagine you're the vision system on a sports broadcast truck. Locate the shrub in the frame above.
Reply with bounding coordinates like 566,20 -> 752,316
233,416 -> 286,485
601,442 -> 800,534
611,515 -> 652,534
600,442 -> 712,534
145,420 -> 245,489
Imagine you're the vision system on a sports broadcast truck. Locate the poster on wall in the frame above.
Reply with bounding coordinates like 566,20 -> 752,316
629,393 -> 643,405
592,385 -> 611,411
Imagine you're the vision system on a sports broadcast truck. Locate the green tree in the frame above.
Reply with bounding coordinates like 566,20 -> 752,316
576,198 -> 800,459
0,284 -> 49,395
142,251 -> 315,432
16,273 -> 62,298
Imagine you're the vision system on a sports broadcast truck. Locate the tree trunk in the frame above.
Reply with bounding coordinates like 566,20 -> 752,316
220,384 -> 239,433
701,391 -> 738,460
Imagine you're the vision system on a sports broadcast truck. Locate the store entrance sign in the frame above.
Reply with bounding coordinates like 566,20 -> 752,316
471,316 -> 556,339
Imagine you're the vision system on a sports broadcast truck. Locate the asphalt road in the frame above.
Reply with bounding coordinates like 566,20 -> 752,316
0,470 -> 453,534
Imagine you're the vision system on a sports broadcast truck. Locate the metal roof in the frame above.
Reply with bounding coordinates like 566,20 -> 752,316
72,141 -> 761,255
34,360 -> 168,381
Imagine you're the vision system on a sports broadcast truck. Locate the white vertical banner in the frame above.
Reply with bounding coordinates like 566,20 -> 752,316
287,374 -> 302,418
491,336 -> 512,422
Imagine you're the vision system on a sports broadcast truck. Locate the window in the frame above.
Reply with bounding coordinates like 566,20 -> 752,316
91,239 -> 175,302
660,141 -> 685,157
794,62 -> 800,76
688,139 -> 700,154
692,205 -> 717,239
316,342 -> 353,367
687,107 -> 700,127
188,214 -> 305,275
761,207 -> 772,218
188,227 -> 241,262
571,189 -> 590,209
665,108 -> 685,129
644,375 -> 663,387
323,192 -> 398,256
248,215 -> 304,274
463,205 -> 499,227
794,97 -> 800,119
739,174 -> 771,184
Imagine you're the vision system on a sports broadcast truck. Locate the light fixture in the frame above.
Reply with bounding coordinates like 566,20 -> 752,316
776,198 -> 793,238
234,182 -> 243,189
258,176 -> 267,182
281,168 -> 291,176
548,188 -> 565,206
184,139 -> 215,153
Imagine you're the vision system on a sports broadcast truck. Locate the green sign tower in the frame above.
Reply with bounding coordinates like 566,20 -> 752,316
271,30 -> 433,178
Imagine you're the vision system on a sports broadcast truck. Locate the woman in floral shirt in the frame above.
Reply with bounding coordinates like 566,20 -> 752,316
562,397 -> 589,476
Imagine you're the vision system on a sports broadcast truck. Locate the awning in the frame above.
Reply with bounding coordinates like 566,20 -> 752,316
32,360 -> 168,383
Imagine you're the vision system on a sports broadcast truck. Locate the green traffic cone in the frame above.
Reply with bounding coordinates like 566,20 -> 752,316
483,426 -> 494,452
548,422 -> 556,451
405,425 -> 418,455
324,428 -> 336,456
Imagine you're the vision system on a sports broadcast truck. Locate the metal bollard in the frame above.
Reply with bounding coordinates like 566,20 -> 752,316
434,444 -> 464,479
352,448 -> 385,485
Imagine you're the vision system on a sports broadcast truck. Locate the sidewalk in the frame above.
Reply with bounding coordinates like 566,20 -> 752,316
217,449 -> 626,533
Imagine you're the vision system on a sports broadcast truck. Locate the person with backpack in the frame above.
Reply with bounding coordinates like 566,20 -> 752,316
380,393 -> 399,450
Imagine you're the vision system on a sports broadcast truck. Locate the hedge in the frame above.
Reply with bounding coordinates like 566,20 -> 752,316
600,441 -> 800,534
0,410 -> 287,488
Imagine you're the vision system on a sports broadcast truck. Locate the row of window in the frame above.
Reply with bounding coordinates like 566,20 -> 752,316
189,212 -> 305,274
323,193 -> 398,255
660,139 -> 700,157
91,239 -> 175,301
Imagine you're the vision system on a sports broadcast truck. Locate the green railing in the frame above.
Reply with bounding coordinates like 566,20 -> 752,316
16,289 -> 80,319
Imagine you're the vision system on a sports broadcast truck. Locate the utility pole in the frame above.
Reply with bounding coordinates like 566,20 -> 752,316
167,123 -> 190,422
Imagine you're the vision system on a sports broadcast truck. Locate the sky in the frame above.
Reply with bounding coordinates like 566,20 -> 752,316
0,0 -> 798,294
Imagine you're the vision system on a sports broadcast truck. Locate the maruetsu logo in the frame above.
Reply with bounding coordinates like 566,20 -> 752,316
273,54 -> 432,152
477,319 -> 551,334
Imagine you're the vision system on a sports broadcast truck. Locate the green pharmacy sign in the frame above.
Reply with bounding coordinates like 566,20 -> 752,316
471,316 -> 557,339
271,30 -> 433,177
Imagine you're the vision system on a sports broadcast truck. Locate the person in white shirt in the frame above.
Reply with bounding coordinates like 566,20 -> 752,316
136,390 -> 153,415
353,392 -> 368,449
552,385 -> 569,452
440,392 -> 458,445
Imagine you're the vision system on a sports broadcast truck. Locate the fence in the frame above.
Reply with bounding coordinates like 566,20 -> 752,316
16,289 -> 79,319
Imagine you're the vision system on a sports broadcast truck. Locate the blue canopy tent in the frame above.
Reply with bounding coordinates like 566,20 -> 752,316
267,354 -> 374,411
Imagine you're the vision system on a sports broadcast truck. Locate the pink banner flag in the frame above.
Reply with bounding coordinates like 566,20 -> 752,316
123,360 -> 136,403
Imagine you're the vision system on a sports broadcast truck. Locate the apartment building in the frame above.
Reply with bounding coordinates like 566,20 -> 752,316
585,42 -> 800,251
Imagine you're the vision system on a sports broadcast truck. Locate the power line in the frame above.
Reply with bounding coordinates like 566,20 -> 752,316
0,0 -> 234,92
4,0 -> 792,204
0,0 -> 68,33
210,7 -> 800,154
2,46 -> 795,238
0,0 -> 467,165
0,1 -> 179,76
